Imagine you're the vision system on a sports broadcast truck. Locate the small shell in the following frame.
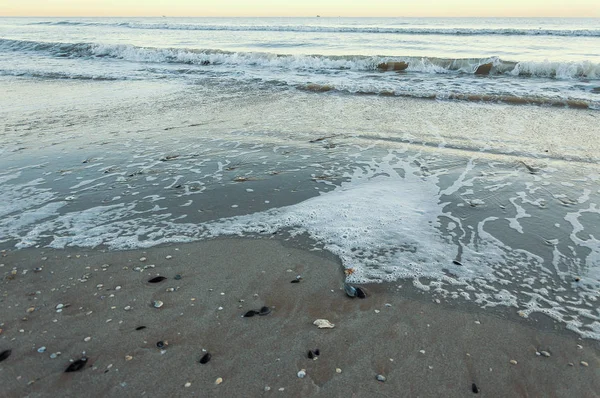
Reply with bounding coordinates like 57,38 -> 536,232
509,359 -> 518,365
376,374 -> 386,382
215,377 -> 223,385
153,300 -> 164,308
297,369 -> 306,379
343,283 -> 357,298
472,383 -> 480,393
135,326 -> 147,331
313,319 -> 335,329
581,361 -> 589,367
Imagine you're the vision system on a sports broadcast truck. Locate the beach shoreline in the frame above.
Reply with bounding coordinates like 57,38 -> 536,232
1,237 -> 598,397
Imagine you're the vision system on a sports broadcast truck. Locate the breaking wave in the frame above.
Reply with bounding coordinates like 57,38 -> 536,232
1,39 -> 599,80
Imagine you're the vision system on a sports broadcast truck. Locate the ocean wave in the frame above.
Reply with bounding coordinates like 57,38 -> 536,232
27,20 -> 600,37
1,38 -> 598,81
300,83 -> 597,109
0,69 -> 131,81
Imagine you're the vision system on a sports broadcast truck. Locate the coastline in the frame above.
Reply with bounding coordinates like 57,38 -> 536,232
2,237 -> 598,397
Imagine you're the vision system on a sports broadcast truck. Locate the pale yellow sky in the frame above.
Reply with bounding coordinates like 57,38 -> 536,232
1,0 -> 599,17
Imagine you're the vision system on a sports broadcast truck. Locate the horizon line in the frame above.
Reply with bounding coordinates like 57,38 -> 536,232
2,15 -> 599,18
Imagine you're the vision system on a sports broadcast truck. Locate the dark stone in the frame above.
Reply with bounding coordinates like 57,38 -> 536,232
243,310 -> 258,317
148,276 -> 167,283
65,357 -> 88,373
135,326 -> 147,331
472,383 -> 480,394
356,287 -> 367,299
474,63 -> 493,75
308,349 -> 321,359
377,62 -> 409,71
174,274 -> 182,280
0,349 -> 11,362
258,306 -> 272,316
199,353 -> 212,364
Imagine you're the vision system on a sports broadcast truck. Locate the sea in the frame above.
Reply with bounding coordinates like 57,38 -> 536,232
1,17 -> 600,338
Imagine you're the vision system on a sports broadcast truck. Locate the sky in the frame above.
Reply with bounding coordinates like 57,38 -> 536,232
1,0 -> 599,17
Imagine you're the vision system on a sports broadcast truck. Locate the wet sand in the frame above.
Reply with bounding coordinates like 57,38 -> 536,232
1,237 -> 598,397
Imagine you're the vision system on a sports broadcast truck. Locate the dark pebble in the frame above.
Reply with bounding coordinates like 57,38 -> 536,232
199,353 -> 212,364
258,306 -> 272,316
356,287 -> 367,299
243,310 -> 259,317
156,341 -> 165,349
472,383 -> 480,394
135,326 -> 147,331
0,349 -> 11,362
308,349 -> 320,359
65,357 -> 88,373
148,276 -> 167,283
290,279 -> 300,284
174,274 -> 182,280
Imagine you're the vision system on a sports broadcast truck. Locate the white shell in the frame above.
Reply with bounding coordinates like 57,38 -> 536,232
313,319 -> 335,329
297,369 -> 306,378
153,300 -> 164,308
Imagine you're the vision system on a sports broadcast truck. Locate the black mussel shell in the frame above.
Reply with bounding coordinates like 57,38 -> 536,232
356,287 -> 367,299
199,353 -> 212,364
65,357 -> 88,373
290,279 -> 300,283
472,383 -> 480,394
453,260 -> 463,266
258,306 -> 271,316
314,349 -> 320,356
135,326 -> 147,331
243,310 -> 258,317
0,349 -> 11,362
148,276 -> 167,283
156,341 -> 165,348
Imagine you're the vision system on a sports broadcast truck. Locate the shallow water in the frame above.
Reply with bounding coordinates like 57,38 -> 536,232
1,75 -> 600,339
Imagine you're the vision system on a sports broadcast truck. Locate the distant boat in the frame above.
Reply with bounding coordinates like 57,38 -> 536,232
316,15 -> 320,17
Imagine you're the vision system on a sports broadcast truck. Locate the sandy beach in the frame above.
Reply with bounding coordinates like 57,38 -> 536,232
2,17 -> 600,395
1,237 -> 598,397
